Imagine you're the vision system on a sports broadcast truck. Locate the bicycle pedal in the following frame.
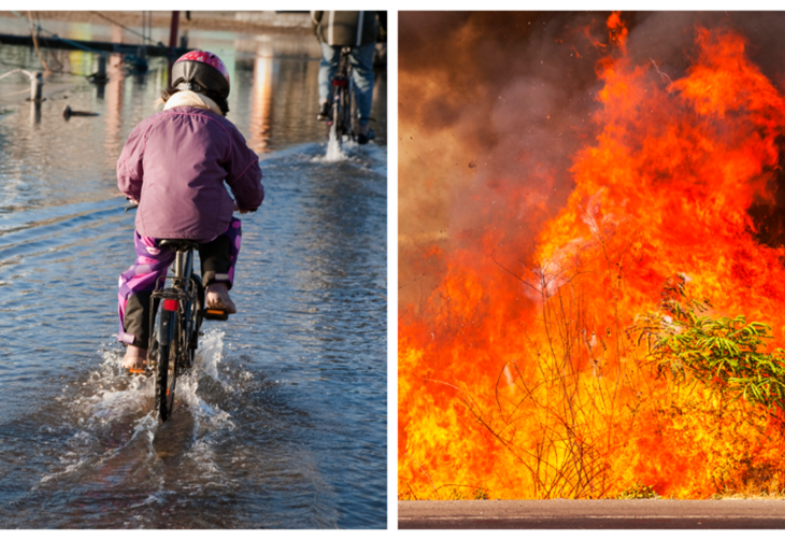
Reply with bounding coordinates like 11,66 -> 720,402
127,366 -> 153,377
203,308 -> 229,321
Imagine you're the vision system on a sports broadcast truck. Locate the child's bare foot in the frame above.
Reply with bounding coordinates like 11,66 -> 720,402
205,282 -> 237,314
122,345 -> 148,373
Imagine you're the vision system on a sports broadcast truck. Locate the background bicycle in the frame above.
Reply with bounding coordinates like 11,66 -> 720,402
313,11 -> 385,151
327,47 -> 357,147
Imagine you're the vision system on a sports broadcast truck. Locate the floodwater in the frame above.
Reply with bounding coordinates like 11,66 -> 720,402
0,20 -> 386,529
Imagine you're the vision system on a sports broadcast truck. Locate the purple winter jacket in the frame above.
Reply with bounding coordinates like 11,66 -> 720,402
117,106 -> 264,242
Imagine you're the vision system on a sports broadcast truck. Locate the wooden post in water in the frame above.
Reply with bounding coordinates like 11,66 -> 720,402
96,55 -> 107,80
169,11 -> 180,50
94,55 -> 107,98
30,71 -> 42,102
168,11 -> 180,84
30,73 -> 42,124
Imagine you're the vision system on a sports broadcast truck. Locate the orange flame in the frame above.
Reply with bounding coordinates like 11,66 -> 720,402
400,16 -> 785,500
606,11 -> 628,52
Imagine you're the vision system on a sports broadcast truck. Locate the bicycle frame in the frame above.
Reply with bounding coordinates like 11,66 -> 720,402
147,240 -> 204,421
123,204 -> 205,422
329,47 -> 356,142
148,247 -> 197,354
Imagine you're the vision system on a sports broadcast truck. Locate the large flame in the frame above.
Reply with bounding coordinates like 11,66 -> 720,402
400,13 -> 785,500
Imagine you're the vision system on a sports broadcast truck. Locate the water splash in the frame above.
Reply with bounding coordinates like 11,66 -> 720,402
323,124 -> 347,162
33,333 -> 238,490
195,329 -> 230,388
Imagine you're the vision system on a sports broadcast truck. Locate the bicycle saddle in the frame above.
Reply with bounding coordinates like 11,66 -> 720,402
159,239 -> 201,252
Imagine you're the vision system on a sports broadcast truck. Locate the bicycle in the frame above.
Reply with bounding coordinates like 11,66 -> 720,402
123,202 -> 234,422
143,240 -> 229,422
326,47 -> 357,146
144,240 -> 203,421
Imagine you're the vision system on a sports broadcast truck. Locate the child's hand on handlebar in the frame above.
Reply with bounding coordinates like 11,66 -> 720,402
125,197 -> 139,212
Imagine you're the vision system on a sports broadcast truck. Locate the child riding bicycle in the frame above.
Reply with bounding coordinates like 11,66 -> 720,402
116,50 -> 264,372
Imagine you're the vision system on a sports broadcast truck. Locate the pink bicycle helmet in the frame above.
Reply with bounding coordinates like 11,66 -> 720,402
171,50 -> 230,100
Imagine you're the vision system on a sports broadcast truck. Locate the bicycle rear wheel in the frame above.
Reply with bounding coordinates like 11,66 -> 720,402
183,274 -> 204,370
346,75 -> 356,140
343,91 -> 353,140
332,86 -> 344,141
155,306 -> 178,421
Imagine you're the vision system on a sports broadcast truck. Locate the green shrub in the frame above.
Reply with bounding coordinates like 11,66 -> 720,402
638,276 -> 785,411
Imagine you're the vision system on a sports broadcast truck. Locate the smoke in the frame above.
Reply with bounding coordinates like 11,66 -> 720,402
399,12 -> 608,310
399,11 -> 785,311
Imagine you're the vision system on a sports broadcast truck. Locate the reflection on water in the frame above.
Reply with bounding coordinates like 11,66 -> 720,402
0,29 -> 386,149
0,21 -> 386,529
102,53 -> 127,167
248,46 -> 274,153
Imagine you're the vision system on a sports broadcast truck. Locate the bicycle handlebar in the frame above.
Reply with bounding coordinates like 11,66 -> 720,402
125,198 -> 249,214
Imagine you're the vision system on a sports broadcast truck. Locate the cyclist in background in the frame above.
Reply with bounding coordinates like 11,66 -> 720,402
311,11 -> 386,145
116,50 -> 264,372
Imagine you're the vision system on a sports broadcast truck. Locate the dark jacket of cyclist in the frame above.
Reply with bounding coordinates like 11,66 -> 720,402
311,10 -> 382,47
116,50 -> 264,372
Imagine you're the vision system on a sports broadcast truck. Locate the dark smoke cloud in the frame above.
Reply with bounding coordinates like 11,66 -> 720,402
625,12 -> 785,87
400,12 -> 609,143
399,12 -> 785,310
399,12 -> 611,309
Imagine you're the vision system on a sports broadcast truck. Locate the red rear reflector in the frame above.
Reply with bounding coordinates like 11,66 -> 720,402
163,299 -> 179,311
332,79 -> 348,87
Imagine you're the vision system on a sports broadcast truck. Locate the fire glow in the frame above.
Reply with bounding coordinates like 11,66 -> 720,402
399,13 -> 785,500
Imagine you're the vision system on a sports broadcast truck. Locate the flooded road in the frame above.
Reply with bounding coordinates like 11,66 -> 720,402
0,21 -> 386,529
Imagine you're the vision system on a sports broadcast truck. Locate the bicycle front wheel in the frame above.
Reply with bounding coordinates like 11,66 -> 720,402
155,307 -> 178,421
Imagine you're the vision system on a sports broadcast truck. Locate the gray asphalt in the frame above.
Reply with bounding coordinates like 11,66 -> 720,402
399,499 -> 785,529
